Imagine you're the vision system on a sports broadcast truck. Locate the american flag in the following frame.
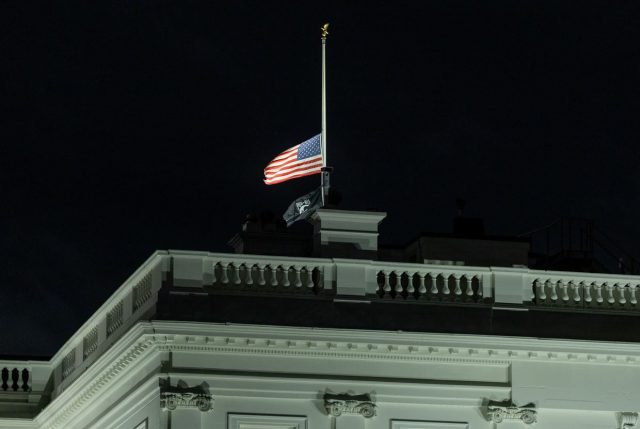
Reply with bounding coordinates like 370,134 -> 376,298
263,134 -> 323,185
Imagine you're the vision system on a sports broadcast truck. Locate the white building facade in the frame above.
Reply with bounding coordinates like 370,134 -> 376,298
2,211 -> 640,429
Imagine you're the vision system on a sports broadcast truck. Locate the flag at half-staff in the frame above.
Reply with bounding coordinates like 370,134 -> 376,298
263,134 -> 323,185
263,23 -> 331,227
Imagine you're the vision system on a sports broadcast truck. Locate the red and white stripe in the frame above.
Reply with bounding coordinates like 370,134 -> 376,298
263,144 -> 323,185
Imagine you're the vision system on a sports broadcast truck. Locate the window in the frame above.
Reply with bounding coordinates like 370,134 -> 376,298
228,414 -> 307,429
391,422 -> 468,429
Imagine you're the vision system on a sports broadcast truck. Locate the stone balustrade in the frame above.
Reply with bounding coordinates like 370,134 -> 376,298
0,360 -> 51,400
212,261 -> 320,290
172,252 -> 335,295
528,271 -> 640,310
0,365 -> 30,392
373,263 -> 491,302
170,252 -> 640,312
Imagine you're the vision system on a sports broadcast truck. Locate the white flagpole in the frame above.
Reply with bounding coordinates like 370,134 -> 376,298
320,23 -> 330,207
321,23 -> 328,167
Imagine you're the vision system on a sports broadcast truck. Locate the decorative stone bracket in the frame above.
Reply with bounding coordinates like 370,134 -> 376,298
620,412 -> 638,429
486,400 -> 536,425
324,393 -> 376,418
160,392 -> 214,412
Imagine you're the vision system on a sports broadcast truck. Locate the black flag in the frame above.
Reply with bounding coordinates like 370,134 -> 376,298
283,187 -> 323,227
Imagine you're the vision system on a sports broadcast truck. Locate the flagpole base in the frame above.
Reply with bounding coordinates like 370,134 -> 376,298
321,167 -> 333,207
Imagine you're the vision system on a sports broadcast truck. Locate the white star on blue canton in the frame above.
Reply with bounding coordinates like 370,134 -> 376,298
297,134 -> 322,160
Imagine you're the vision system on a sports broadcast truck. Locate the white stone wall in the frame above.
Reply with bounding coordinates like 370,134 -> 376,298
2,322 -> 640,429
121,392 -> 626,429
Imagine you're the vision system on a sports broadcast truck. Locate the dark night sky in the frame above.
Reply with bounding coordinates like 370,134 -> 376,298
2,0 -> 640,356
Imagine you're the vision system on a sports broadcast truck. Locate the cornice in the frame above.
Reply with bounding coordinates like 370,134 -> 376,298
154,338 -> 509,366
36,323 -> 158,429
45,339 -> 154,429
148,321 -> 640,366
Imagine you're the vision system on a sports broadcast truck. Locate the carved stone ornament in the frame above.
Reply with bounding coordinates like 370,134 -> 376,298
160,392 -> 214,412
324,393 -> 376,418
620,412 -> 639,429
486,400 -> 536,425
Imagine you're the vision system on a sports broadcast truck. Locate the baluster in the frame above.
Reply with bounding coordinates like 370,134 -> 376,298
464,276 -> 473,296
270,266 -> 279,286
453,275 -> 462,296
392,271 -> 401,293
429,273 -> 438,294
212,263 -> 219,284
605,283 -> 614,304
282,267 -> 291,287
11,368 -> 19,392
418,273 -> 427,294
537,280 -> 547,301
21,369 -> 29,392
406,272 -> 415,293
226,264 -> 234,284
560,280 -> 569,302
307,267 -> 317,288
1,368 -> 7,391
244,265 -> 253,285
382,271 -> 391,293
549,280 -> 558,302
583,282 -> 592,303
595,282 -> 603,304
257,265 -> 266,286
233,264 -> 241,284
294,267 -> 302,287
299,267 -> 308,288
570,281 -> 580,303
477,276 -> 483,297
220,263 -> 229,284
442,275 -> 450,295
618,284 -> 627,305
630,284 -> 638,305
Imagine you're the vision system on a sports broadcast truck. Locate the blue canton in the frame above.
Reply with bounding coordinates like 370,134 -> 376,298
297,134 -> 322,160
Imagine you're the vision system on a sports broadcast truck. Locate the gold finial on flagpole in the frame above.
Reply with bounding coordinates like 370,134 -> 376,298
321,23 -> 330,39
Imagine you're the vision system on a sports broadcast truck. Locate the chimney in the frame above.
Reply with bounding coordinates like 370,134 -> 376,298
309,209 -> 387,259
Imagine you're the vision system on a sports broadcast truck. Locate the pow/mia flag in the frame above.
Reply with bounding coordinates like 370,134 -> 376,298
283,187 -> 323,227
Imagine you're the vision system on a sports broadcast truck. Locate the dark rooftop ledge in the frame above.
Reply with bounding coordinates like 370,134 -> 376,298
157,292 -> 640,343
